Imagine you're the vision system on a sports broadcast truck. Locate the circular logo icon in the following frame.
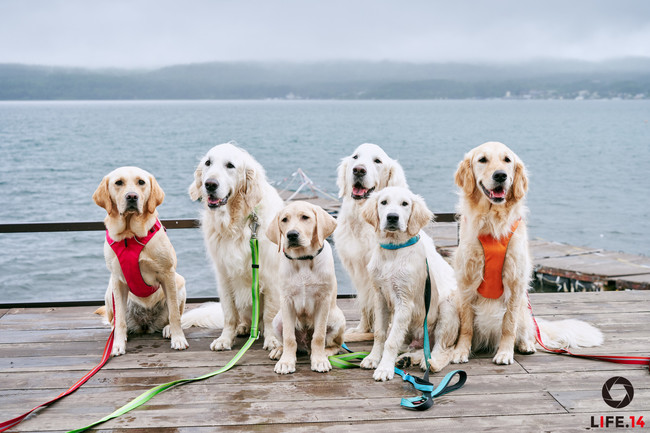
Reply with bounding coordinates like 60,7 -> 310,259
602,376 -> 634,409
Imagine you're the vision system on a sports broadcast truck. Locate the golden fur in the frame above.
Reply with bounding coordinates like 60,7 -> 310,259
451,142 -> 602,367
93,166 -> 188,356
266,201 -> 345,374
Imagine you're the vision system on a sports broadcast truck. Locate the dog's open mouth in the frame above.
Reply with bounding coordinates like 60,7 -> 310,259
480,182 -> 506,203
351,185 -> 375,200
207,193 -> 230,209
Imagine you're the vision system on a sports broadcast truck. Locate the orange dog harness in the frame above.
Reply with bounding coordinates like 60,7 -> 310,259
477,219 -> 520,299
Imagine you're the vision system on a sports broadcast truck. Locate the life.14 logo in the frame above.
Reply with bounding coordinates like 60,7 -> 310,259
590,377 -> 645,429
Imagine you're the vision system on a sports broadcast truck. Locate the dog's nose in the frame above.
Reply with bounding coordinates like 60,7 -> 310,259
125,192 -> 138,202
386,213 -> 399,224
287,230 -> 300,241
352,165 -> 367,177
492,170 -> 507,183
205,179 -> 219,192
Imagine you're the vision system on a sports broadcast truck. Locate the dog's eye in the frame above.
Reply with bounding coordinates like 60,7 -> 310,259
352,155 -> 358,160
281,217 -> 288,223
374,158 -> 382,164
401,201 -> 408,207
205,159 -> 211,167
301,215 -> 310,220
226,162 -> 235,169
504,156 -> 511,163
478,157 -> 487,163
138,179 -> 145,186
380,200 -> 387,205
115,180 -> 123,186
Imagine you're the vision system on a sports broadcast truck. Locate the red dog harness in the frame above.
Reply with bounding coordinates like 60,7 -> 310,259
477,219 -> 520,299
106,220 -> 163,298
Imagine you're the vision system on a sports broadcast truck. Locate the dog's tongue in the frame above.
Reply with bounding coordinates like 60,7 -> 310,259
490,187 -> 506,199
352,186 -> 368,196
208,196 -> 226,205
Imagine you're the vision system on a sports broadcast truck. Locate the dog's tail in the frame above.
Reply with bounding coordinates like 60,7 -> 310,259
180,302 -> 224,329
94,306 -> 106,317
535,318 -> 603,349
343,332 -> 374,342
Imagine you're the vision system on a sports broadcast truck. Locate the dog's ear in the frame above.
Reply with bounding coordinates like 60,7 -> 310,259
407,195 -> 433,237
454,155 -> 476,197
147,175 -> 165,214
266,211 -> 283,253
510,159 -> 529,202
386,159 -> 408,189
336,157 -> 350,198
93,176 -> 115,216
360,195 -> 380,232
312,206 -> 337,249
188,164 -> 203,202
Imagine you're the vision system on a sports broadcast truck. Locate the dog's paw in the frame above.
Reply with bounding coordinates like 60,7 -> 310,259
269,346 -> 283,360
274,357 -> 296,374
311,356 -> 332,373
395,354 -> 413,369
170,335 -> 189,351
210,337 -> 232,351
236,323 -> 250,337
360,354 -> 380,370
162,324 -> 171,339
373,363 -> 395,382
111,341 -> 126,357
263,335 -> 281,352
493,350 -> 515,365
517,340 -> 537,355
451,347 -> 469,364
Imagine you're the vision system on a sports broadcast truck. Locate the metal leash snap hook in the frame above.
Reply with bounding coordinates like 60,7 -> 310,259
248,212 -> 259,239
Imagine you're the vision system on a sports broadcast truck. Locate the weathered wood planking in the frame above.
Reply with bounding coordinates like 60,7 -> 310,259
1,292 -> 649,432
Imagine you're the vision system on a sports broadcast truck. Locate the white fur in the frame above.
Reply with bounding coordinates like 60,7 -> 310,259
358,187 -> 458,381
185,142 -> 284,352
177,302 -> 225,329
451,142 -> 602,367
333,143 -> 408,334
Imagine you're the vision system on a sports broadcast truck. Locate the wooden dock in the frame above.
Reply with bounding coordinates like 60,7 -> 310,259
1,291 -> 649,432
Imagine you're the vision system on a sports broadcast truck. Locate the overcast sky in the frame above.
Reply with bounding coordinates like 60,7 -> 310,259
1,0 -> 649,68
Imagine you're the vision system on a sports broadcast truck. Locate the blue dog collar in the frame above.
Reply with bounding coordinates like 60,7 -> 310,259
379,234 -> 420,250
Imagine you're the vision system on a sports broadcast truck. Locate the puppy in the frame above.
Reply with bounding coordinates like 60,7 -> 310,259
185,142 -> 283,353
334,143 -> 408,335
452,142 -> 602,366
93,166 -> 188,356
266,201 -> 345,374
359,186 -> 458,381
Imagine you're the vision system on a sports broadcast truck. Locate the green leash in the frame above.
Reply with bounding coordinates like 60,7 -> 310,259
68,214 -> 262,432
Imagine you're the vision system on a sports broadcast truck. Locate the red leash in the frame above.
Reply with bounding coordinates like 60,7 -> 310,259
528,297 -> 650,370
0,304 -> 115,432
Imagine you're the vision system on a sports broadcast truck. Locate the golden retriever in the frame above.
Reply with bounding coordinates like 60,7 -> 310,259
452,141 -> 602,366
266,201 -> 346,374
334,143 -> 408,335
359,186 -> 458,381
184,142 -> 283,353
93,166 -> 188,356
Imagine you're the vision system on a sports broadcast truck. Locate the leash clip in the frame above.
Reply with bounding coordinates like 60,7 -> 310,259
248,211 -> 259,239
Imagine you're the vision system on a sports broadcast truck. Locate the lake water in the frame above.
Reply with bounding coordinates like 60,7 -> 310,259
1,100 -> 648,303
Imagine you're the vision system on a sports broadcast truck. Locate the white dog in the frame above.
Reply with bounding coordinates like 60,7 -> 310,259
359,186 -> 458,381
185,142 -> 283,353
334,143 -> 408,335
93,166 -> 188,356
266,201 -> 346,374
452,142 -> 602,366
